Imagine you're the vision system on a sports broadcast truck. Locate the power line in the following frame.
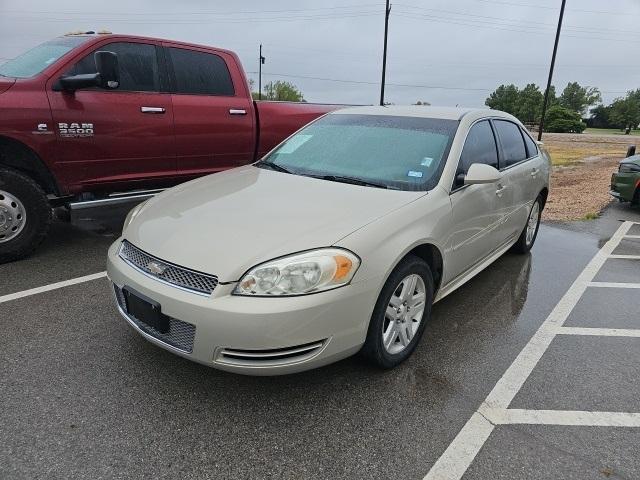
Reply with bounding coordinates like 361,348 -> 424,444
470,0 -> 640,17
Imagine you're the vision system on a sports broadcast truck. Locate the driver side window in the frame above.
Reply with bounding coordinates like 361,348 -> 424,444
66,42 -> 160,92
454,120 -> 499,189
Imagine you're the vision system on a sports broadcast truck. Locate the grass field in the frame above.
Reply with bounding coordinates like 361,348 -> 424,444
584,127 -> 640,136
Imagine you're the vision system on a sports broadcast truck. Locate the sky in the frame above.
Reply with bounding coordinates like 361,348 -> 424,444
1,0 -> 639,107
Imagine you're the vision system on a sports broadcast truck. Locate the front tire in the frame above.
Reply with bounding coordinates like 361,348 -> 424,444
512,195 -> 542,254
361,255 -> 434,369
0,167 -> 52,264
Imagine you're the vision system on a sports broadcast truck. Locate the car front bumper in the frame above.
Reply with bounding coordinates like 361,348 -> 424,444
106,240 -> 380,375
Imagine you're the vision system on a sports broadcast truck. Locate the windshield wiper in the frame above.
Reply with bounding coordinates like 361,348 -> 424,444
314,175 -> 389,189
255,161 -> 293,174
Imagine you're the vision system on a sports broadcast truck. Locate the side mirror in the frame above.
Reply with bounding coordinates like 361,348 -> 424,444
58,50 -> 119,92
464,163 -> 502,185
95,50 -> 119,89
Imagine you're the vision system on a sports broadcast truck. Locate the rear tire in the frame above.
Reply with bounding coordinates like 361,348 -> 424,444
361,255 -> 434,369
0,167 -> 52,264
512,195 -> 542,254
632,188 -> 640,206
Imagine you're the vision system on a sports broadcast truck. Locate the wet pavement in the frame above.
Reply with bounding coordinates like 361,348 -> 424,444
1,200 -> 639,479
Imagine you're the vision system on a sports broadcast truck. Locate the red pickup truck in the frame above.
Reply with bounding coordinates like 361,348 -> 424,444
0,33 -> 340,262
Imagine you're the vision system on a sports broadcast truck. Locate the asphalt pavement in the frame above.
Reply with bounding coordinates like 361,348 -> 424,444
1,200 -> 639,480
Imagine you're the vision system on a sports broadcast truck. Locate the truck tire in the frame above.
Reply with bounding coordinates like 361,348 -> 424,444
0,167 -> 52,263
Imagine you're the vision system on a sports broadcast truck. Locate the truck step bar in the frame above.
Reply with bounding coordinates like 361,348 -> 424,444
68,189 -> 164,210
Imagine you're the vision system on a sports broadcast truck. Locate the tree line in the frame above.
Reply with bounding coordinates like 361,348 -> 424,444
485,82 -> 640,134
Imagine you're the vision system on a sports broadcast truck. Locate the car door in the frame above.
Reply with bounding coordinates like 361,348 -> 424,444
47,40 -> 176,191
493,119 -> 537,241
164,44 -> 256,178
447,120 -> 508,280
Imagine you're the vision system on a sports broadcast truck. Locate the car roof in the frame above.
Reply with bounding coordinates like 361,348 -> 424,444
332,105 -> 494,121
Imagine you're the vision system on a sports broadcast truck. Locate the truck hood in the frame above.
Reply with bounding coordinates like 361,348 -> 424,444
0,77 -> 16,94
124,166 -> 421,282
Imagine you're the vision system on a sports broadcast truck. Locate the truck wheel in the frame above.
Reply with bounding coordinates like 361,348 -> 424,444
0,167 -> 52,263
632,188 -> 640,206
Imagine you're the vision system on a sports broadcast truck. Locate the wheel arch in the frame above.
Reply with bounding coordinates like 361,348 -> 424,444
0,135 -> 60,196
538,187 -> 549,209
400,243 -> 444,295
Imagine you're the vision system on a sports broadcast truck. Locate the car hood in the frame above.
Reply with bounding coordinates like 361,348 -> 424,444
124,166 -> 422,281
620,154 -> 640,166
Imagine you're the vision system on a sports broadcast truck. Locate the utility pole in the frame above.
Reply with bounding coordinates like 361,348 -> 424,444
379,0 -> 391,106
538,0 -> 566,141
258,44 -> 265,100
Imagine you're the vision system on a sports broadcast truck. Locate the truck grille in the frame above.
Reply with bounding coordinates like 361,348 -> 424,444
119,240 -> 218,295
114,285 -> 196,353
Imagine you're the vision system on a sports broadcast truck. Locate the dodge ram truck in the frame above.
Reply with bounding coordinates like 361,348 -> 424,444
0,33 -> 340,262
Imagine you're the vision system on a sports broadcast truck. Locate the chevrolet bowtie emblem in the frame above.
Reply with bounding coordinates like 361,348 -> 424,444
147,261 -> 166,275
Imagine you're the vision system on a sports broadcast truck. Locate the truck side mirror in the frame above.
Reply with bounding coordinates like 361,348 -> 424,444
58,50 -> 119,92
95,50 -> 119,89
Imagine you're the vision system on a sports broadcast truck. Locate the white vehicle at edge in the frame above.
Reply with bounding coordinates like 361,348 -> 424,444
106,106 -> 550,375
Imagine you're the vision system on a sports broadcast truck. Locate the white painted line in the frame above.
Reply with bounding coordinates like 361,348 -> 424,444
0,271 -> 107,304
483,408 -> 640,427
608,254 -> 640,260
624,235 -> 640,239
423,221 -> 634,480
555,326 -> 640,338
588,282 -> 640,289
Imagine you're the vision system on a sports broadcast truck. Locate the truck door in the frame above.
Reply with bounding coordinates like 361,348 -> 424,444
46,40 -> 176,192
163,44 -> 255,178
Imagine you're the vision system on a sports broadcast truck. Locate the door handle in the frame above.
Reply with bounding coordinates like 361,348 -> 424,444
229,109 -> 247,115
495,185 -> 507,197
531,168 -> 540,177
140,107 -> 166,114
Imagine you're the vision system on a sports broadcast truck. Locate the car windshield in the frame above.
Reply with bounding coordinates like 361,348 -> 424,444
0,36 -> 90,78
258,114 -> 458,191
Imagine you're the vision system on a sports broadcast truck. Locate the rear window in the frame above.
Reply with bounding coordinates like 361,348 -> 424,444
0,36 -> 89,78
494,120 -> 527,168
168,48 -> 234,96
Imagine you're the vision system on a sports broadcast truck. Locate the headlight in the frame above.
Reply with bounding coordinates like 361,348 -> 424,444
122,200 -> 148,233
234,248 -> 360,296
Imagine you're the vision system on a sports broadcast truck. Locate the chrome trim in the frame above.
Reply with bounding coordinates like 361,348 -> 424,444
229,108 -> 247,115
118,242 -> 218,296
140,106 -> 166,113
221,342 -> 324,359
215,339 -> 330,368
70,192 -> 160,210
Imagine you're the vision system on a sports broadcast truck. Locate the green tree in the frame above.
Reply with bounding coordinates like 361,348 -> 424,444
558,82 -> 601,115
516,83 -> 544,124
485,84 -> 520,115
261,80 -> 305,102
589,104 -> 612,128
544,105 -> 586,133
608,89 -> 640,133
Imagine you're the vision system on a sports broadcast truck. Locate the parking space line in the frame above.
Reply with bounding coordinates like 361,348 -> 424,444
624,235 -> 640,239
423,221 -> 634,480
555,326 -> 640,337
481,408 -> 640,427
0,271 -> 107,304
608,254 -> 640,260
588,282 -> 640,289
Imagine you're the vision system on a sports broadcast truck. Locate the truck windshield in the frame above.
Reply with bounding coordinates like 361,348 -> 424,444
0,36 -> 90,78
258,114 -> 458,192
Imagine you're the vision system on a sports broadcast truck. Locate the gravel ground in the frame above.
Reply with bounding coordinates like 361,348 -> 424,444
540,133 -> 638,221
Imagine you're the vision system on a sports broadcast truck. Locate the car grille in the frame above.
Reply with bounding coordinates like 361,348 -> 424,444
119,240 -> 218,295
114,285 -> 196,353
216,340 -> 327,367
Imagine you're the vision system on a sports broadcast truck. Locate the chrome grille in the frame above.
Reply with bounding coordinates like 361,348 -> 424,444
114,285 -> 196,353
119,240 -> 218,295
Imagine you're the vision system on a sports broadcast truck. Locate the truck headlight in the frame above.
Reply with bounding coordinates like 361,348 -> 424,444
234,248 -> 360,296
